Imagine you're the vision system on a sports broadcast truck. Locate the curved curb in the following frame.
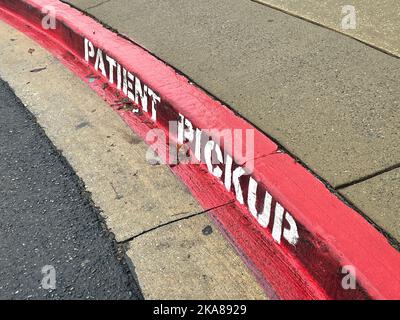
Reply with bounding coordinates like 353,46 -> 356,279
1,0 -> 399,299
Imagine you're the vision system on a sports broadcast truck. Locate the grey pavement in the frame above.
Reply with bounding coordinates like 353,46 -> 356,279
255,0 -> 400,58
341,168 -> 400,242
64,0 -> 400,244
0,78 -> 142,299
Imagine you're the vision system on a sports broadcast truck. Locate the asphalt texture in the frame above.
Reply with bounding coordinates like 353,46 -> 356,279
0,78 -> 143,300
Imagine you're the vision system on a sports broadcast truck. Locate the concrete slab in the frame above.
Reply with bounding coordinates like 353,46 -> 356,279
255,0 -> 400,57
0,19 -> 266,298
126,213 -> 267,299
65,0 -> 400,188
341,168 -> 400,242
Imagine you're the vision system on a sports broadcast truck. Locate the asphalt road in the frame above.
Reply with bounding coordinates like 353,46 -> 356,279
0,78 -> 142,299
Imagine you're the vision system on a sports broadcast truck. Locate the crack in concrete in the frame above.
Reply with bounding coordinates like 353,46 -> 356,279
118,200 -> 235,245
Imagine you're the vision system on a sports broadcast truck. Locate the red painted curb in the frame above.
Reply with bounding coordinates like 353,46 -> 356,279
1,0 -> 399,299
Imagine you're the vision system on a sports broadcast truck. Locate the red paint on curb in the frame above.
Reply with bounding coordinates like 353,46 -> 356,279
1,0 -> 399,300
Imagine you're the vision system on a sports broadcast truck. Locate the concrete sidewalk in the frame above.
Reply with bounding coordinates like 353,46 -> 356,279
64,0 -> 399,244
255,0 -> 400,57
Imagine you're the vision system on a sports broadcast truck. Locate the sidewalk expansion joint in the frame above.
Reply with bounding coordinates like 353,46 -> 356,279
336,162 -> 400,190
117,200 -> 235,245
85,0 -> 111,11
251,0 -> 399,59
